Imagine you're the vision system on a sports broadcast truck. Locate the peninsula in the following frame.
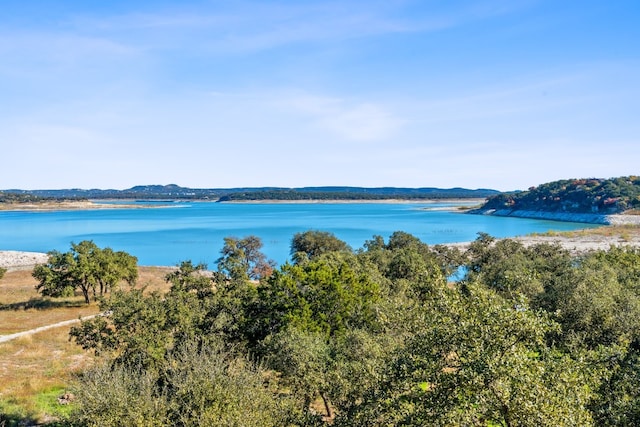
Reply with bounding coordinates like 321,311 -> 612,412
469,176 -> 640,225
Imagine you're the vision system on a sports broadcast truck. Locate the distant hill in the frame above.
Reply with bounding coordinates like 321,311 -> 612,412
0,191 -> 46,203
476,176 -> 640,214
2,185 -> 499,201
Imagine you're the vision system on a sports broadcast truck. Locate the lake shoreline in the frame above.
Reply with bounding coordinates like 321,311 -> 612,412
468,208 -> 640,226
0,198 -> 487,211
3,201 -> 637,268
0,200 -> 159,211
4,225 -> 640,270
0,251 -> 49,271
218,198 -> 486,205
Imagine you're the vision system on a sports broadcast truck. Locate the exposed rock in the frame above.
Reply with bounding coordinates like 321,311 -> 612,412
468,208 -> 640,225
0,250 -> 48,271
58,392 -> 75,405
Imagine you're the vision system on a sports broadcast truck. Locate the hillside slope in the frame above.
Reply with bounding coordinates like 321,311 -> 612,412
470,176 -> 640,224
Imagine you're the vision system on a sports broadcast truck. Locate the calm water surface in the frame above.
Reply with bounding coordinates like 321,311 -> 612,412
0,202 -> 597,267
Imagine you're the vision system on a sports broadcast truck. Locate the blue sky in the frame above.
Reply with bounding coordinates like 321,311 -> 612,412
1,0 -> 638,191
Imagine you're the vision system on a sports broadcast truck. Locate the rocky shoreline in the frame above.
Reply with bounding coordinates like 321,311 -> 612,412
468,209 -> 640,226
0,200 -> 165,211
446,232 -> 640,255
0,251 -> 49,271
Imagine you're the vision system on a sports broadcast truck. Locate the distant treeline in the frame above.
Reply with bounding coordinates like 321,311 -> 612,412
218,188 -> 496,201
0,191 -> 47,203
480,176 -> 640,214
3,185 -> 499,201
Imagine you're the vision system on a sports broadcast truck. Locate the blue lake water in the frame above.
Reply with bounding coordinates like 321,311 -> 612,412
0,202 -> 597,267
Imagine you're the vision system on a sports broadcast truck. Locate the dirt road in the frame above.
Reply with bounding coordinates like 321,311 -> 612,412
0,314 -> 98,344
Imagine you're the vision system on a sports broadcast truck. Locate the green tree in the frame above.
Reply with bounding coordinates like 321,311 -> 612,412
243,264 -> 316,346
243,252 -> 387,419
290,230 -> 351,264
70,287 -> 170,368
464,234 -> 575,304
342,283 -> 594,426
217,235 -> 274,281
69,258 -> 304,426
266,327 -> 333,417
540,251 -> 640,349
590,344 -> 640,426
32,241 -> 137,304
326,327 -> 398,417
165,260 -> 214,298
252,256 -> 381,342
70,260 -> 250,367
261,316 -> 396,420
357,231 -> 449,302
93,247 -> 138,297
0,267 -> 6,281
586,246 -> 640,291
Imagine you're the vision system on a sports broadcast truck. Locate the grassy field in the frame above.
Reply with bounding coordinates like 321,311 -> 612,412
0,267 -> 171,424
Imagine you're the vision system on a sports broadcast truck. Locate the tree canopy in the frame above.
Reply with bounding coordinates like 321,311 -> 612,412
290,230 -> 351,263
216,235 -> 275,281
32,241 -> 137,304
62,231 -> 640,426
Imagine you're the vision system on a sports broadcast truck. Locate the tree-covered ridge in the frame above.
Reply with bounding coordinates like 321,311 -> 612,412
481,176 -> 640,214
3,185 -> 498,201
217,188 -> 495,201
0,191 -> 47,203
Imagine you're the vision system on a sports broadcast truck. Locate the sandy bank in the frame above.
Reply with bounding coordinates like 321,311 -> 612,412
0,200 -> 168,211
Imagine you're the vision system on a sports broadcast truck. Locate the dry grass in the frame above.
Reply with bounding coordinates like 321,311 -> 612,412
0,266 -> 174,424
531,224 -> 640,239
0,270 -> 98,335
137,266 -> 176,293
0,267 -> 173,335
573,224 -> 640,237
0,327 -> 92,422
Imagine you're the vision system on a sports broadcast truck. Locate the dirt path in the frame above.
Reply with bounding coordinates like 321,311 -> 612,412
0,314 -> 98,344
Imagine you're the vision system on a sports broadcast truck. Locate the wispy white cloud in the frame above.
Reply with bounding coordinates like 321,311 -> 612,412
53,0 -> 534,54
0,0 -> 542,90
0,30 -> 136,60
280,93 -> 406,141
0,30 -> 139,88
403,62 -> 640,139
